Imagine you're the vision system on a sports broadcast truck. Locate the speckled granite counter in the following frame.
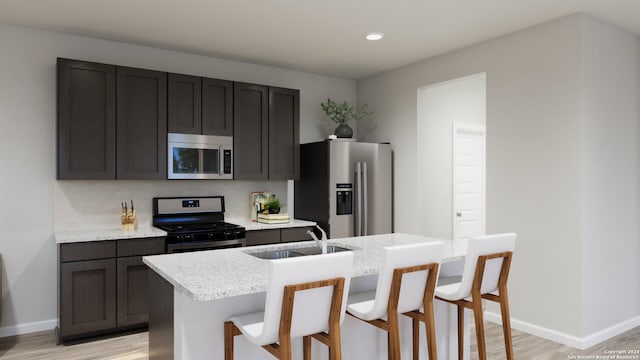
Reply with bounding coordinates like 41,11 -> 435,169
227,218 -> 316,231
143,233 -> 467,301
55,219 -> 314,244
55,227 -> 168,244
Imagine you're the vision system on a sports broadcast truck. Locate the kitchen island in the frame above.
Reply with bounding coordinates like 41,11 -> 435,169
143,233 -> 469,360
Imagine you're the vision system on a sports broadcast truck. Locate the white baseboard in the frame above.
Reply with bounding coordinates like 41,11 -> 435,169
0,319 -> 57,338
485,311 -> 640,350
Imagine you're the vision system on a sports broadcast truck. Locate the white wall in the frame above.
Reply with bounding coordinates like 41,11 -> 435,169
580,16 -> 640,335
416,74 -> 486,240
0,23 -> 356,335
359,14 -> 585,337
358,12 -> 640,344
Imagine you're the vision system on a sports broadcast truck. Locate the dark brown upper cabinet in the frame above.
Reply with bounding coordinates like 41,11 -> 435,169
233,82 -> 269,180
202,78 -> 233,136
269,87 -> 300,180
168,74 -> 233,136
116,67 -> 167,179
167,73 -> 201,134
233,83 -> 300,180
57,58 -> 116,179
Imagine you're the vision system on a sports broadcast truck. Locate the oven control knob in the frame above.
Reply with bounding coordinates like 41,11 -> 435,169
207,233 -> 217,240
223,231 -> 233,239
234,230 -> 245,238
178,234 -> 193,242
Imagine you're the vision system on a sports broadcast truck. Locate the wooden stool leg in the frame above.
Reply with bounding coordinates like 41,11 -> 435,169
224,321 -> 236,360
457,306 -> 464,360
387,311 -> 401,360
424,300 -> 438,360
280,335 -> 292,360
303,336 -> 312,360
499,293 -> 514,360
412,317 -> 419,360
472,300 -> 487,360
328,326 -> 342,360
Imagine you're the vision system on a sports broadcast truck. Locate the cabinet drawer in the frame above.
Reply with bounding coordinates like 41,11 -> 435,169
281,227 -> 313,243
117,237 -> 165,257
60,241 -> 116,262
246,229 -> 280,246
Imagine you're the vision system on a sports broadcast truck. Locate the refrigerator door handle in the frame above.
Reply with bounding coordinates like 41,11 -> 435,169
355,162 -> 362,236
362,162 -> 368,236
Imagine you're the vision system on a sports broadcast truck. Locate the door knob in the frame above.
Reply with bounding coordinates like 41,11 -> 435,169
456,212 -> 462,217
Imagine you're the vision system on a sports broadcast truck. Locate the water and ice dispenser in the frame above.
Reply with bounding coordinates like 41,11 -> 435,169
336,183 -> 353,215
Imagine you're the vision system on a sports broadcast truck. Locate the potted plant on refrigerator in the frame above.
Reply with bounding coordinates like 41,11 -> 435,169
321,98 -> 372,138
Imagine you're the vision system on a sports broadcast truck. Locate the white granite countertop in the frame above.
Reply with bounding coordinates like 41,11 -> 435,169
55,219 -> 315,244
227,218 -> 316,231
55,227 -> 168,244
143,233 -> 467,302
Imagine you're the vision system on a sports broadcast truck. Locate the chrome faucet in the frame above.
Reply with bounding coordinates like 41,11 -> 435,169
306,225 -> 328,254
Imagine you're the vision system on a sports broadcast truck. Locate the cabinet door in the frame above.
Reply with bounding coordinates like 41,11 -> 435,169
60,259 -> 116,338
233,82 -> 268,180
269,87 -> 300,180
246,229 -> 281,246
281,227 -> 313,243
202,78 -> 233,136
116,67 -> 167,179
117,256 -> 150,327
57,58 -> 116,179
168,73 -> 202,134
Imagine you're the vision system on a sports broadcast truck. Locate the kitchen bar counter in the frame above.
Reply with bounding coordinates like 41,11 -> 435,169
143,233 -> 465,301
144,233 -> 469,360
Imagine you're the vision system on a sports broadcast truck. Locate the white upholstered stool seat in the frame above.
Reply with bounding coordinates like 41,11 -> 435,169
434,233 -> 517,360
347,242 -> 444,360
224,251 -> 354,360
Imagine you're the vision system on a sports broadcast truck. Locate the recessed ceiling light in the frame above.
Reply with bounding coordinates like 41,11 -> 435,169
366,32 -> 384,41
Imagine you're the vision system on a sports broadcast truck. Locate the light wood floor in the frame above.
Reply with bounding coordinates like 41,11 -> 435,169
470,323 -> 639,360
0,323 -> 637,359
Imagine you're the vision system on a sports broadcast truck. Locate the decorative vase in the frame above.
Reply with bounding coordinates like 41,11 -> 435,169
334,124 -> 353,138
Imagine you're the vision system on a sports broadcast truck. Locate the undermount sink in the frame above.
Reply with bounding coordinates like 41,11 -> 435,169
247,246 -> 352,260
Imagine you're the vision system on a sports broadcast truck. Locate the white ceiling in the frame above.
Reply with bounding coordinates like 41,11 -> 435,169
0,0 -> 639,79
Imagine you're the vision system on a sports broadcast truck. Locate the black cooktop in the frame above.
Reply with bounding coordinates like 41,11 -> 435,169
156,222 -> 241,233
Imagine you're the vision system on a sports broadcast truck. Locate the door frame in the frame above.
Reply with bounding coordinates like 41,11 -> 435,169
452,123 -> 486,241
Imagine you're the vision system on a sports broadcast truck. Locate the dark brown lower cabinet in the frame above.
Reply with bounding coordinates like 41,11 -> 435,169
58,237 -> 165,342
117,256 -> 150,327
59,259 -> 116,338
245,227 -> 313,246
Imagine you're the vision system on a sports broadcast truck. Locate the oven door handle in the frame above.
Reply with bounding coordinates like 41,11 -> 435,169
167,239 -> 245,253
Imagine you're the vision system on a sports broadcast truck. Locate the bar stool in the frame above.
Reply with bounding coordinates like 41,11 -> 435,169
346,241 -> 445,360
224,251 -> 354,360
435,233 -> 517,360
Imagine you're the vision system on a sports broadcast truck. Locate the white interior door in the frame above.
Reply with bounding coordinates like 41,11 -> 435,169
453,123 -> 485,241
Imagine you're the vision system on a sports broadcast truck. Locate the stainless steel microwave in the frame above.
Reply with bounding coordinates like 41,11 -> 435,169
168,133 -> 233,179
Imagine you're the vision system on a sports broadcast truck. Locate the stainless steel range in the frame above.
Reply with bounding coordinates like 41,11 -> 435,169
152,196 -> 246,253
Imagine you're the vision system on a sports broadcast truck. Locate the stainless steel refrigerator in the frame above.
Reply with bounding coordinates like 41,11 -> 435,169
295,140 -> 392,238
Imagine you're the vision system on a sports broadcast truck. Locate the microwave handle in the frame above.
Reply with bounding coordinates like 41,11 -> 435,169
219,146 -> 223,178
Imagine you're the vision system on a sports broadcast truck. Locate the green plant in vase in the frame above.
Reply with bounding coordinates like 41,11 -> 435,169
321,98 -> 372,138
263,196 -> 281,214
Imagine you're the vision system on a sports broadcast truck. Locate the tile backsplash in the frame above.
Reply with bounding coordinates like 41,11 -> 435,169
54,180 -> 288,231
